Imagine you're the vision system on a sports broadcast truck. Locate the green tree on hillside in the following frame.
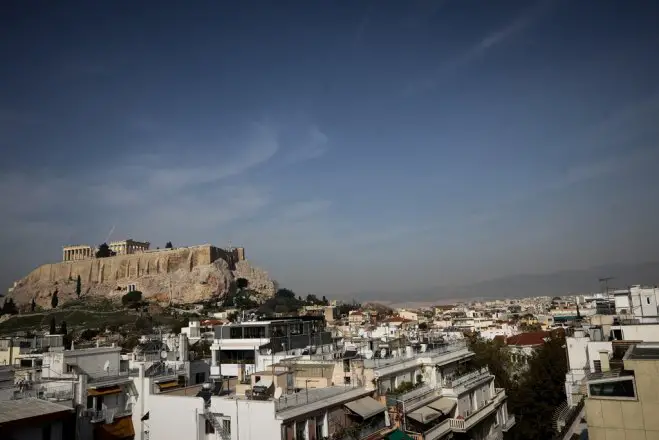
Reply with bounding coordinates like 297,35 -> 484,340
1,298 -> 18,315
31,298 -> 36,312
51,290 -> 59,309
49,317 -> 57,334
59,321 -> 68,335
322,295 -> 329,306
75,275 -> 82,298
122,291 -> 143,309
165,241 -> 173,249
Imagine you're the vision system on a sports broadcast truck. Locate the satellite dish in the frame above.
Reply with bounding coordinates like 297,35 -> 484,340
274,387 -> 283,399
161,350 -> 168,359
103,360 -> 110,372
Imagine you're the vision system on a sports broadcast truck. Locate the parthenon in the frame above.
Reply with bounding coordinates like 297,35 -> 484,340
62,245 -> 95,261
62,239 -> 150,261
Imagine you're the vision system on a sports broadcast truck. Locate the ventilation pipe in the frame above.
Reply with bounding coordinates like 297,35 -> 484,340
179,333 -> 189,361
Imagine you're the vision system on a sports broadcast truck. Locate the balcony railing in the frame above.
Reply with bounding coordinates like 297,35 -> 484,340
423,419 -> 452,440
443,367 -> 491,395
87,403 -> 133,423
448,388 -> 506,433
485,430 -> 503,440
364,341 -> 468,371
12,382 -> 74,402
87,368 -> 130,384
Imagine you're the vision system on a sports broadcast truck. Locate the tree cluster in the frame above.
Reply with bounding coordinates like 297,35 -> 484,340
95,243 -> 116,258
1,298 -> 18,316
467,331 -> 568,440
122,290 -> 143,309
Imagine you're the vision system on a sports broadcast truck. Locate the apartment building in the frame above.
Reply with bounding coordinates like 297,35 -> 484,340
209,316 -> 333,379
584,342 -> 659,440
148,383 -> 393,440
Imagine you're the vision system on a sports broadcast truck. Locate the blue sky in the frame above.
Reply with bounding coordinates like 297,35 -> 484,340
2,0 -> 659,297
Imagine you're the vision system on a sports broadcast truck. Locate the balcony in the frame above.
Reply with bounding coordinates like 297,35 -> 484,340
447,388 -> 506,433
501,415 -> 515,432
365,342 -> 471,378
442,367 -> 492,395
423,419 -> 452,440
87,403 -> 133,423
485,430 -> 503,440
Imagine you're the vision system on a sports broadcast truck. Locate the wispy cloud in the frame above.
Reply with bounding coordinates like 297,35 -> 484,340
281,125 -> 329,164
0,119 -> 330,288
403,0 -> 554,96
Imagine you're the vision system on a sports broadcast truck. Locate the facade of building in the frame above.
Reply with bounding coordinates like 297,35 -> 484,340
0,398 -> 76,440
209,317 -> 333,379
585,342 -> 659,440
63,244 -> 96,261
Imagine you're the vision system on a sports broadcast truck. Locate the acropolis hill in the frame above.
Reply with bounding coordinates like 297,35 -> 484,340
8,242 -> 276,308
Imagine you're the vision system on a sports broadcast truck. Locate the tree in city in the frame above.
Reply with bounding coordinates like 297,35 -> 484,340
165,241 -> 173,249
31,298 -> 36,312
506,330 -> 568,440
49,317 -> 57,334
59,321 -> 68,335
236,278 -> 249,290
466,334 -> 514,390
75,275 -> 82,298
95,243 -> 115,258
51,290 -> 59,309
322,295 -> 329,306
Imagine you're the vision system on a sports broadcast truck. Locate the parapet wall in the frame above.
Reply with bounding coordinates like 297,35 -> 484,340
24,245 -> 235,286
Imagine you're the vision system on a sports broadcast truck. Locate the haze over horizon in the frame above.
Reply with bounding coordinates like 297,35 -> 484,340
2,1 -> 659,297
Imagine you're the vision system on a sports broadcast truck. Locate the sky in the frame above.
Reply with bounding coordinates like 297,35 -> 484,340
2,0 -> 659,297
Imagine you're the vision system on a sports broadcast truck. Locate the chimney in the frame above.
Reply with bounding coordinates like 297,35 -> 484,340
599,350 -> 610,372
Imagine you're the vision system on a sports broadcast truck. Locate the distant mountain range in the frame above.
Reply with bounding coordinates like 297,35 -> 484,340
349,262 -> 659,303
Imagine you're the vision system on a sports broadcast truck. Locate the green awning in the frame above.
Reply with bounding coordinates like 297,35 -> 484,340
386,429 -> 414,440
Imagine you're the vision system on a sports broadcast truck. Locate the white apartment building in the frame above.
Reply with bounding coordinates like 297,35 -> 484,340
209,317 -> 334,380
148,384 -> 392,440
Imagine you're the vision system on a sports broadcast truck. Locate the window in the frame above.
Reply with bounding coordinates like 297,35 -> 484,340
295,421 -> 306,440
195,372 -> 206,384
222,419 -> 231,434
647,297 -> 651,305
230,327 -> 243,339
589,377 -> 636,399
244,326 -> 266,339
315,416 -> 324,440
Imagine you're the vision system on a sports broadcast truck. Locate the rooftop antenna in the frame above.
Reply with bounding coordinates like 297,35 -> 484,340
599,277 -> 615,314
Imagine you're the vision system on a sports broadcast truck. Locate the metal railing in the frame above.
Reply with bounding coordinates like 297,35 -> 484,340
12,382 -> 75,402
364,341 -> 467,370
443,367 -> 490,389
274,387 -> 354,412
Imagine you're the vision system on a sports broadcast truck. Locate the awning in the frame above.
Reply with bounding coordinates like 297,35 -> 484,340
427,397 -> 456,416
157,381 -> 179,390
95,415 -> 135,440
344,396 -> 386,420
88,386 -> 122,397
385,429 -> 414,440
407,406 -> 441,424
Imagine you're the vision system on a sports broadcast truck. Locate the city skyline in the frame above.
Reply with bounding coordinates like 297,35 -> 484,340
2,1 -> 659,296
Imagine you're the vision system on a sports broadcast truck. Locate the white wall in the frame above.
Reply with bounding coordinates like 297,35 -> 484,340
148,393 -> 281,440
566,336 -> 589,371
586,342 -> 612,371
149,395 -> 205,440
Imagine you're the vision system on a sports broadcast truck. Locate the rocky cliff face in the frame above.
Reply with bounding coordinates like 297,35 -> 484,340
8,245 -> 275,307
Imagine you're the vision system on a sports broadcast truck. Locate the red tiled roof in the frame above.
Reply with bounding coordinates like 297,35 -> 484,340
504,331 -> 552,346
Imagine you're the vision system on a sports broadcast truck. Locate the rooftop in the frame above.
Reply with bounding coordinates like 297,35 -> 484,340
0,398 -> 73,424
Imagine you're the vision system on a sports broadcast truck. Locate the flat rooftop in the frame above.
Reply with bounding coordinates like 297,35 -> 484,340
0,398 -> 73,424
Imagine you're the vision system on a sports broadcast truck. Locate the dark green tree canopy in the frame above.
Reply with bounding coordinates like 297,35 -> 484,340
122,290 -> 143,308
95,243 -> 116,258
75,275 -> 82,298
165,241 -> 173,249
51,290 -> 59,309
236,278 -> 249,290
